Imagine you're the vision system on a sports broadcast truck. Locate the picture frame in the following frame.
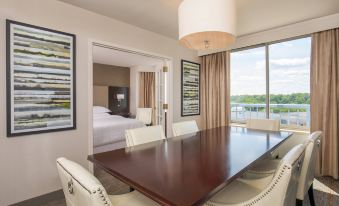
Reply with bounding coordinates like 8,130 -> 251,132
181,60 -> 200,117
6,20 -> 76,137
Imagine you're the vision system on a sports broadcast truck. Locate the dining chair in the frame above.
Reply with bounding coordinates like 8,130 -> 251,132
244,131 -> 322,206
172,120 -> 199,136
246,119 -> 280,131
296,131 -> 322,206
125,125 -> 166,147
204,144 -> 305,206
56,157 -> 159,206
136,108 -> 152,126
247,132 -> 321,172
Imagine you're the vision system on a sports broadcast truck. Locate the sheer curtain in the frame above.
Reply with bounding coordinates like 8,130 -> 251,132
139,72 -> 156,124
201,51 -> 231,130
311,28 -> 339,179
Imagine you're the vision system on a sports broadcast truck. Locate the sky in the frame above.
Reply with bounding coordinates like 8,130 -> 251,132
230,37 -> 311,96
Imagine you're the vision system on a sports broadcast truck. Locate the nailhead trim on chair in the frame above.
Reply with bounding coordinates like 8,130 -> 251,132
58,159 -> 114,206
93,187 -> 112,206
204,165 -> 291,206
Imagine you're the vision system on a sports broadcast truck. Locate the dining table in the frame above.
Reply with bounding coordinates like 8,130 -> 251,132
88,126 -> 293,206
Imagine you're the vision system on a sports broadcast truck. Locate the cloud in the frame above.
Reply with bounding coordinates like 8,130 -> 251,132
271,79 -> 294,84
255,60 -> 265,70
231,48 -> 265,58
236,75 -> 264,81
231,53 -> 311,95
270,57 -> 310,67
270,42 -> 294,50
271,67 -> 309,76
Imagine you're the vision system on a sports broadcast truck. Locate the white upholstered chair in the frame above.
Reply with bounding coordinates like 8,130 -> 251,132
296,131 -> 322,206
244,131 -> 322,206
246,119 -> 280,131
172,120 -> 199,137
125,125 -> 166,147
56,157 -> 159,206
136,108 -> 152,126
247,132 -> 321,172
204,144 -> 305,206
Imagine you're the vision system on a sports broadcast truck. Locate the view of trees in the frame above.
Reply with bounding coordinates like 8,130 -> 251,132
231,93 -> 310,113
231,93 -> 310,105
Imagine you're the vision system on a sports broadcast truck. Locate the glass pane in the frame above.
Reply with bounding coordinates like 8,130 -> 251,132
230,46 -> 266,123
269,37 -> 311,128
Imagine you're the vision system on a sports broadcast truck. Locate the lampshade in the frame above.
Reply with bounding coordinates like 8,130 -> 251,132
178,0 -> 236,50
116,94 -> 125,100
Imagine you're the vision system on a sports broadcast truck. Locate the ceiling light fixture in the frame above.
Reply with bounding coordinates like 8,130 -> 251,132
178,0 -> 236,50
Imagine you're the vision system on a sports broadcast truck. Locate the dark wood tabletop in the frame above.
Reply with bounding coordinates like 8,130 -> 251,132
88,126 -> 292,206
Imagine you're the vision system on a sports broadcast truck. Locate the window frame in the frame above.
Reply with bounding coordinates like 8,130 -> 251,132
230,35 -> 312,131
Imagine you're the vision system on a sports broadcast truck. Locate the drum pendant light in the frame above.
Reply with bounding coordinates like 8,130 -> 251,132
178,0 -> 236,50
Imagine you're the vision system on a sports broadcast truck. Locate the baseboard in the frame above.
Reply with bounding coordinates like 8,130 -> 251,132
9,190 -> 65,206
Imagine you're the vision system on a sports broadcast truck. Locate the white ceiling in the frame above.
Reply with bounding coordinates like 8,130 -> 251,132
93,45 -> 163,68
60,0 -> 339,39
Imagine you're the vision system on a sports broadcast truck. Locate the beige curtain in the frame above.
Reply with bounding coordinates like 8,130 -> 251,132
310,28 -> 339,179
201,51 -> 231,130
139,72 -> 156,124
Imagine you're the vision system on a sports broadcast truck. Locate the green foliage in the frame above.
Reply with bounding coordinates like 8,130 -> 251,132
231,93 -> 310,104
231,93 -> 310,113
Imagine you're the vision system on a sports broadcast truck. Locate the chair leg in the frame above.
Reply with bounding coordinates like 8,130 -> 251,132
308,183 -> 316,206
296,199 -> 303,206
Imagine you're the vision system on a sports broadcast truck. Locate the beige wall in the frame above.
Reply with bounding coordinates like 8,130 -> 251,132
0,0 -> 200,205
93,63 -> 130,108
93,86 -> 109,108
93,63 -> 130,87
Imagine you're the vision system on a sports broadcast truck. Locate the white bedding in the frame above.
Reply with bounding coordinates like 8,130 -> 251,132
93,113 -> 144,147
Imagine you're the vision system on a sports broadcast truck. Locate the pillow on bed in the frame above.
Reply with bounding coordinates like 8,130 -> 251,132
93,112 -> 111,119
93,106 -> 111,114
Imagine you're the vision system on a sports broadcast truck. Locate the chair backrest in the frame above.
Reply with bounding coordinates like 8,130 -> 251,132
125,125 -> 166,147
296,131 -> 322,200
244,144 -> 305,206
56,157 -> 112,206
172,120 -> 199,137
246,119 -> 280,131
136,108 -> 152,125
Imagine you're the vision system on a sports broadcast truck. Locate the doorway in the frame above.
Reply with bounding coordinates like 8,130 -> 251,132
88,41 -> 173,155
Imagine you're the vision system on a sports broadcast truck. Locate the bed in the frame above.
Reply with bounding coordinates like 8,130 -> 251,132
93,107 -> 144,153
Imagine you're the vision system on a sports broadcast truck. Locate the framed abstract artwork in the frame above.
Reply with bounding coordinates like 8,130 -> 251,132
6,20 -> 76,137
181,60 -> 200,116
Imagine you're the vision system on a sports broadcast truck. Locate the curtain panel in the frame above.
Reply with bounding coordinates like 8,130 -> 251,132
139,72 -> 156,124
311,28 -> 339,179
201,51 -> 231,130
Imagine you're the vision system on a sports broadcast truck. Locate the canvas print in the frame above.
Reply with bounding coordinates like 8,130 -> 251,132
181,60 -> 200,116
6,20 -> 76,136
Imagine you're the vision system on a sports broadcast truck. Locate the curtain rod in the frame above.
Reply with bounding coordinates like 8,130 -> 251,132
92,42 -> 171,61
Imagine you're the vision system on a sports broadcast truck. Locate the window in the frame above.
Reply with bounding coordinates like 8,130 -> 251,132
230,37 -> 311,130
231,46 -> 267,122
269,38 -> 311,129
